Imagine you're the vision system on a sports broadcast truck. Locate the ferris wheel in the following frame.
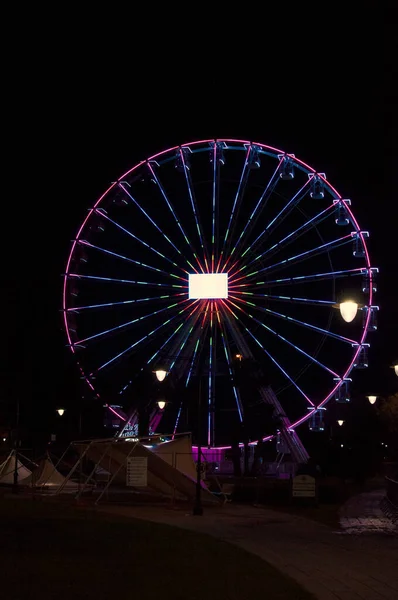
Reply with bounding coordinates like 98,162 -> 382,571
63,139 -> 377,449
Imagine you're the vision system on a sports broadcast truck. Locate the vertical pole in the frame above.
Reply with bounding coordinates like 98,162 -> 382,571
193,374 -> 203,516
12,397 -> 20,493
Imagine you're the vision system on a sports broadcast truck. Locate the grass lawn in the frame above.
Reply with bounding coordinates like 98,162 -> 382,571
0,496 -> 314,600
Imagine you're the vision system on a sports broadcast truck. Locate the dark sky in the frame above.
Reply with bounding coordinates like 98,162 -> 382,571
3,14 -> 396,434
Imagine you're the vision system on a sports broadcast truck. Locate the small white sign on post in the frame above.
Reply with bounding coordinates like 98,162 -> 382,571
126,457 -> 148,487
292,474 -> 316,498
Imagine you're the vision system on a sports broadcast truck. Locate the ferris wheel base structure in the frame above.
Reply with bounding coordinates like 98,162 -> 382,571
63,138 -> 377,457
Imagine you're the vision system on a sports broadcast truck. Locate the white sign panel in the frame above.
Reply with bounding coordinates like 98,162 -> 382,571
188,273 -> 228,299
292,474 -> 316,497
126,457 -> 148,487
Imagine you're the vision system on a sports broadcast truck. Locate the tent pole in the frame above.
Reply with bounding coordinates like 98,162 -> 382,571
55,441 -> 93,496
75,442 -> 114,500
95,441 -> 138,506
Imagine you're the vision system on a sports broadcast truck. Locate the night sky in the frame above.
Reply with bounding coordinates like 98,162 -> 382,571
3,16 -> 396,440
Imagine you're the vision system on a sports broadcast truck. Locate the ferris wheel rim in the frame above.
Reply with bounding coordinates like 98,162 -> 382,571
62,139 -> 375,448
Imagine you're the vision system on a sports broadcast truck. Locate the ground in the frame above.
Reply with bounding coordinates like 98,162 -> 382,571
0,494 -> 313,600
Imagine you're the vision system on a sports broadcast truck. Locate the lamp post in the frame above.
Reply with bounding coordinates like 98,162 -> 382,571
12,397 -> 20,494
337,420 -> 345,426
367,395 -> 377,405
56,408 -> 65,416
392,364 -> 398,377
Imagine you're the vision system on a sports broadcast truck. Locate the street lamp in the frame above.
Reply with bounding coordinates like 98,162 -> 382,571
337,420 -> 345,426
392,364 -> 398,377
157,399 -> 166,410
335,300 -> 359,323
155,369 -> 167,382
56,408 -> 65,416
367,395 -> 377,405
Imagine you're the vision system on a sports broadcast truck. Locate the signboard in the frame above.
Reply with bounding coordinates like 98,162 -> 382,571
126,457 -> 148,487
292,474 -> 316,498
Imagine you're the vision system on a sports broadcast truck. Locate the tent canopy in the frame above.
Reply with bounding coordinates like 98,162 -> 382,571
0,452 -> 32,484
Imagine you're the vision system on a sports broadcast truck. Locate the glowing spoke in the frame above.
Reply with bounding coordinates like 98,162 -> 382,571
221,300 -> 315,407
222,157 -> 283,271
68,293 -> 185,312
147,302 -> 202,367
216,304 -> 243,421
232,234 -> 352,283
67,273 -> 185,289
95,209 -> 189,274
208,301 -> 216,446
232,203 -> 335,279
235,292 -> 334,307
79,240 -> 187,282
93,301 -> 198,374
147,162 -> 205,273
230,267 -> 364,289
179,149 -> 210,271
241,179 -> 310,260
227,296 -> 357,345
119,182 -> 198,273
217,145 -> 251,272
76,298 -> 191,345
211,142 -> 220,273
185,301 -> 210,386
225,298 -> 339,377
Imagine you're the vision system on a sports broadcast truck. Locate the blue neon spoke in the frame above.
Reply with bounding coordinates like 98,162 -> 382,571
217,146 -> 251,271
67,273 -> 185,289
68,293 -> 183,312
95,209 -> 188,274
79,240 -> 187,282
169,316 -> 203,437
226,157 -> 283,268
146,301 -> 201,365
118,182 -> 198,273
179,148 -> 210,271
241,179 -> 310,260
222,300 -> 315,407
235,204 -> 335,277
232,267 -> 364,289
236,292 -> 335,307
216,306 -> 243,421
211,142 -> 218,273
147,162 -> 204,273
185,302 -> 210,386
208,302 -> 215,446
93,301 -> 197,373
76,299 -> 189,345
240,234 -> 352,282
227,296 -> 357,345
227,297 -> 339,377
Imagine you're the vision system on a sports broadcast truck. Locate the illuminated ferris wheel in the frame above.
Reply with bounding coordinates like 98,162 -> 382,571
63,139 -> 377,449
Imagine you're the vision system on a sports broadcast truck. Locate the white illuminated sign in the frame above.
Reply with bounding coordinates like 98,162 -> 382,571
188,273 -> 228,299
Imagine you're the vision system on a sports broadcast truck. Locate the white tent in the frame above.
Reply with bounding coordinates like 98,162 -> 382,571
0,451 -> 32,484
25,456 -> 77,488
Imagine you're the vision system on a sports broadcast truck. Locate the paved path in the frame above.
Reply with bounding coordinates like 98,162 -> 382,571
99,492 -> 398,600
339,488 -> 397,536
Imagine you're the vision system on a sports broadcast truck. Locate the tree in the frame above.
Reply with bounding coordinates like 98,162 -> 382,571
378,393 -> 398,433
377,393 -> 398,460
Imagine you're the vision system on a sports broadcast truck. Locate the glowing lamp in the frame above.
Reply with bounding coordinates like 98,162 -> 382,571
157,400 -> 166,410
155,369 -> 167,382
56,408 -> 65,416
188,273 -> 228,299
337,420 -> 344,426
394,364 -> 398,377
367,395 -> 377,405
339,301 -> 358,323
